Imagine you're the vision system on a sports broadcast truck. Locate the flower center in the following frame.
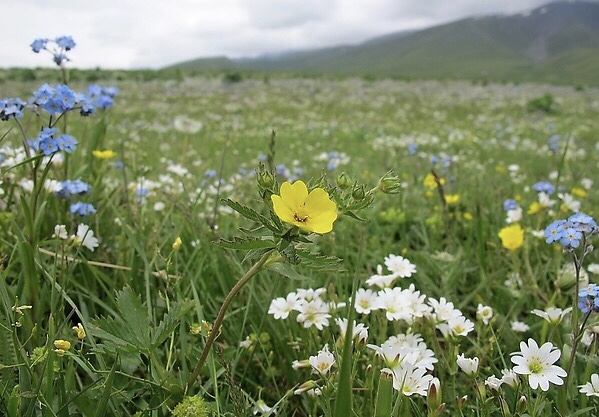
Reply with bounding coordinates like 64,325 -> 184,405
529,358 -> 543,374
293,209 -> 309,223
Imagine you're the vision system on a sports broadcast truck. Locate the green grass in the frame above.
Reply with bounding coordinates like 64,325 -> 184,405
1,69 -> 598,416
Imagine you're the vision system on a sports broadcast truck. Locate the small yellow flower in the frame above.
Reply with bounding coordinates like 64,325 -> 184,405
527,202 -> 542,215
54,339 -> 71,355
271,181 -> 337,234
92,149 -> 117,159
423,173 -> 445,190
72,323 -> 86,340
445,194 -> 460,205
495,165 -> 507,174
463,212 -> 473,221
571,187 -> 588,198
498,224 -> 524,250
172,237 -> 182,251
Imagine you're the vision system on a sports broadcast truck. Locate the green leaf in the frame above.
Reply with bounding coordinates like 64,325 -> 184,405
295,248 -> 345,272
374,372 -> 394,417
221,199 -> 281,233
94,359 -> 118,417
152,300 -> 194,347
266,263 -> 310,281
215,236 -> 276,250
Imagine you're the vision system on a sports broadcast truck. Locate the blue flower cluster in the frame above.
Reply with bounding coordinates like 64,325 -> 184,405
87,85 -> 119,109
28,127 -> 77,156
55,179 -> 91,198
544,213 -> 597,249
533,181 -> 555,195
0,98 -> 26,121
578,284 -> 599,313
503,199 -> 519,211
30,36 -> 76,66
31,84 -> 95,116
70,202 -> 96,216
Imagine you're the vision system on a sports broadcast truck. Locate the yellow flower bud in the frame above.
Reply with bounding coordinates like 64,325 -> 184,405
72,323 -> 86,340
172,237 -> 182,251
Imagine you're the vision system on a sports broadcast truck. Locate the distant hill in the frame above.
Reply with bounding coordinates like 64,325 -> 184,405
169,1 -> 599,85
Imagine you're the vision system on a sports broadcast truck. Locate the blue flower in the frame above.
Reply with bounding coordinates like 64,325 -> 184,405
578,285 -> 599,314
407,143 -> 418,155
567,212 -> 597,233
533,181 -> 555,195
55,36 -> 76,51
30,38 -> 48,53
579,296 -> 592,314
204,169 -> 217,178
544,220 -> 566,244
55,180 -> 91,198
70,202 -> 96,216
87,85 -> 118,109
547,135 -> 560,152
560,227 -> 582,248
503,199 -> 519,211
579,284 -> 599,298
0,98 -> 26,121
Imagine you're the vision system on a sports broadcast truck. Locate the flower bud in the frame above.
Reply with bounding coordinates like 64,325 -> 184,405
456,395 -> 468,410
336,172 -> 352,189
427,377 -> 442,411
172,237 -> 182,251
377,171 -> 402,194
72,323 -> 86,340
352,185 -> 366,201
54,339 -> 71,351
257,169 -> 275,189
517,395 -> 528,413
294,380 -> 318,395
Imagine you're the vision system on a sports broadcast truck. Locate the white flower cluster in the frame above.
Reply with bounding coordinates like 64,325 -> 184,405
268,287 -> 341,330
367,333 -> 437,396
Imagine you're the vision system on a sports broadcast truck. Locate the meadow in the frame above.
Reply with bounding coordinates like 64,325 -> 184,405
1,38 -> 599,417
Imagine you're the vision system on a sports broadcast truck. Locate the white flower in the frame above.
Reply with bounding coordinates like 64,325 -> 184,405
239,337 -> 252,349
505,207 -> 522,224
252,399 -> 275,415
53,224 -> 68,240
309,345 -> 335,375
427,297 -> 463,324
476,304 -> 493,325
72,224 -> 99,251
437,315 -> 474,338
558,193 -> 580,212
511,321 -> 530,332
531,307 -> 572,325
456,353 -> 479,377
510,338 -> 567,391
335,318 -> 368,343
387,362 -> 433,396
268,293 -> 299,320
579,374 -> 599,397
366,264 -> 397,288
354,288 -> 378,314
485,376 -> 504,391
530,229 -> 545,239
384,254 -> 416,278
500,369 -> 520,388
581,178 -> 593,190
296,299 -> 331,330
153,201 -> 166,211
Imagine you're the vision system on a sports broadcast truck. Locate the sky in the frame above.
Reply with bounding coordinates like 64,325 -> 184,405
1,0 -> 554,69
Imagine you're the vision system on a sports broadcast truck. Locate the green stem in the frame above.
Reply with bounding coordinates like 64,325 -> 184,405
184,250 -> 273,393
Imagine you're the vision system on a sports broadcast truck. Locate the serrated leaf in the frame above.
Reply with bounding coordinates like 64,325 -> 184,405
280,245 -> 300,265
221,199 -> 281,233
267,262 -> 310,281
115,287 -> 151,347
152,300 -> 194,346
216,236 -> 276,250
295,248 -> 345,271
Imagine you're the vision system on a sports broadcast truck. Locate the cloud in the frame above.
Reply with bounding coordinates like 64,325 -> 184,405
0,0 -> 555,69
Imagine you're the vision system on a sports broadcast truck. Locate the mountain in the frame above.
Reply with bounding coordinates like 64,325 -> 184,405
170,1 -> 599,85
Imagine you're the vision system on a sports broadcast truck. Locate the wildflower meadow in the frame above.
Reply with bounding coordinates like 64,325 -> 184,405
1,37 -> 599,417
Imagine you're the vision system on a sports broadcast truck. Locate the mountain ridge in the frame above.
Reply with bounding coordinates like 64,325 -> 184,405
169,1 -> 599,85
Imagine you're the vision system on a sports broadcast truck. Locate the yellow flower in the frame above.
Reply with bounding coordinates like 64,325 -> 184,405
498,224 -> 524,250
423,173 -> 445,190
571,187 -> 588,198
271,181 -> 337,234
92,149 -> 117,159
527,202 -> 542,215
172,237 -> 182,251
54,339 -> 71,355
463,212 -> 473,221
445,194 -> 460,205
72,323 -> 86,340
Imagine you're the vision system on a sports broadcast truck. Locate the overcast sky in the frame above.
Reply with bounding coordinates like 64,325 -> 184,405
1,0 -> 554,69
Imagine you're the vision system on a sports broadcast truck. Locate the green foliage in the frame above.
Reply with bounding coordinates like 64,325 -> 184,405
527,93 -> 557,114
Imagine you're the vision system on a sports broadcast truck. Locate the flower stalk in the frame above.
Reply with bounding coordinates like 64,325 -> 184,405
185,249 -> 274,393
